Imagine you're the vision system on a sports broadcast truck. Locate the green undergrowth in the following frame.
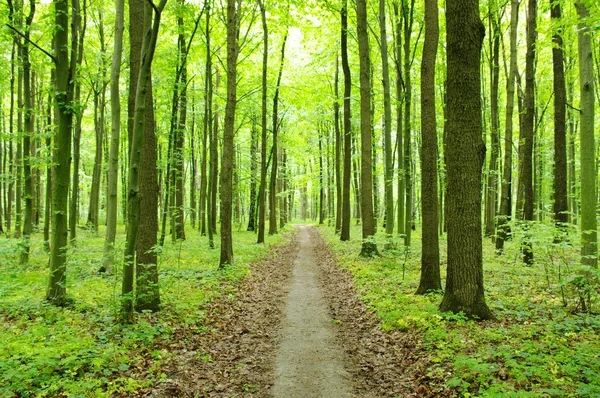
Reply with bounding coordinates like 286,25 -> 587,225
320,222 -> 600,397
0,223 -> 286,397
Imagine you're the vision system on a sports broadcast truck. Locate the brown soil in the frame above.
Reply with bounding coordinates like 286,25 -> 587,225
142,226 -> 440,397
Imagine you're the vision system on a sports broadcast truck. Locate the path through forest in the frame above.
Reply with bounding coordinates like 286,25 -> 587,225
272,226 -> 352,397
148,226 -> 427,397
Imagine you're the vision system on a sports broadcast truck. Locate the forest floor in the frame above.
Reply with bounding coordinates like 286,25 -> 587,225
144,225 -> 432,397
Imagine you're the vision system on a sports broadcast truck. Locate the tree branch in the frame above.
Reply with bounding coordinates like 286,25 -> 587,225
5,24 -> 56,63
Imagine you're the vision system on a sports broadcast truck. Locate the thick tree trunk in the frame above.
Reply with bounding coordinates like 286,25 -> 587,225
219,0 -> 238,267
439,0 -> 493,320
136,76 -> 160,312
102,0 -> 124,272
47,0 -> 79,306
576,1 -> 597,268
340,0 -> 352,242
416,0 -> 441,294
122,0 -> 166,322
356,0 -> 378,257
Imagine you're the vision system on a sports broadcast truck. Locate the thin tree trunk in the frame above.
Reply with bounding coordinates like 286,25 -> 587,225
334,55 -> 342,234
403,0 -> 415,247
416,0 -> 441,294
257,0 -> 268,244
340,0 -> 352,241
496,0 -> 519,252
519,0 -> 536,265
394,1 -> 404,238
199,0 -> 211,236
247,115 -> 257,231
379,0 -> 393,238
102,0 -> 124,272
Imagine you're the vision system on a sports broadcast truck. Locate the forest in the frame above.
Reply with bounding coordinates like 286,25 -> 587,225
1,0 -> 599,396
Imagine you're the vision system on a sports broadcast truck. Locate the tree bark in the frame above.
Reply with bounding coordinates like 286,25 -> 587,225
247,116 -> 257,231
122,0 -> 167,322
439,0 -> 493,320
416,0 -> 441,294
102,0 -> 124,272
47,0 -> 79,306
519,0 -> 536,265
576,1 -> 597,268
269,33 -> 287,235
378,0 -> 394,238
257,0 -> 268,244
219,0 -> 238,267
356,0 -> 378,257
340,0 -> 352,242
496,0 -> 519,252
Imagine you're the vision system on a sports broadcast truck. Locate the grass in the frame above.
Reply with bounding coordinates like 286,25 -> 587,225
319,221 -> 600,397
0,222 -> 285,397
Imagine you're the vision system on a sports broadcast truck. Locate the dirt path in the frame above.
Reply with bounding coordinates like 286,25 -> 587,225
272,226 -> 353,398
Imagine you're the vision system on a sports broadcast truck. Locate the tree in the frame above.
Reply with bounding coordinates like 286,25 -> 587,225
102,0 -> 124,272
257,0 -> 268,244
219,0 -> 239,267
495,0 -> 519,252
575,0 -> 596,268
416,0 -> 441,294
439,0 -> 493,320
379,0 -> 394,238
356,0 -> 378,257
402,0 -> 415,247
269,33 -> 288,236
518,0 -> 536,265
551,0 -> 567,233
47,0 -> 80,305
340,0 -> 352,242
122,0 -> 167,322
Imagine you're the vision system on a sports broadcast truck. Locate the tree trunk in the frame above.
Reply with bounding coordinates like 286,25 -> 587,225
576,1 -> 597,268
319,128 -> 325,224
340,0 -> 352,242
247,115 -> 257,231
356,0 -> 378,257
394,1 -> 404,239
484,12 -> 500,239
551,0 -> 567,233
416,0 -> 441,294
43,91 -> 52,252
379,0 -> 394,238
334,56 -> 342,234
219,0 -> 238,267
257,0 -> 268,244
122,0 -> 167,322
496,0 -> 519,252
102,0 -> 124,272
403,0 -> 415,247
439,0 -> 493,320
47,0 -> 79,306
199,0 -> 211,236
519,0 -> 536,265
173,6 -> 187,241
69,4 -> 86,245
269,34 -> 287,235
